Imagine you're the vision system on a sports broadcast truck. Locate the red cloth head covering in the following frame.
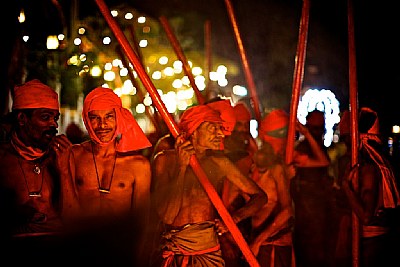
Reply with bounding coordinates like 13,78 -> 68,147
206,99 -> 236,135
178,105 -> 223,139
83,87 -> 151,152
233,102 -> 251,122
258,109 -> 289,156
356,107 -> 400,208
338,110 -> 350,135
12,79 -> 59,110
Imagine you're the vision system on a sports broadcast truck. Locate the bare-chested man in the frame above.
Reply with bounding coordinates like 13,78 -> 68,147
342,107 -> 400,267
0,79 -> 71,264
152,104 -> 267,266
62,87 -> 152,266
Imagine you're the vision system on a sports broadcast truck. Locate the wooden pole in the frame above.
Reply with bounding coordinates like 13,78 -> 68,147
347,0 -> 360,266
93,1 -> 260,266
159,16 -> 206,105
204,20 -> 212,98
223,0 -> 262,122
285,0 -> 310,165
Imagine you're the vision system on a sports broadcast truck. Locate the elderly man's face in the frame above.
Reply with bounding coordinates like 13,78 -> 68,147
20,108 -> 59,150
88,109 -> 116,143
194,121 -> 225,150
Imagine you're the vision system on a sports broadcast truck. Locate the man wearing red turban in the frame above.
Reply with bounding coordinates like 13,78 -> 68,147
152,104 -> 267,267
0,79 -> 73,264
63,87 -> 152,266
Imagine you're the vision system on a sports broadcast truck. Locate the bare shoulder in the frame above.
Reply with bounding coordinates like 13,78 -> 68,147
121,153 -> 150,167
71,140 -> 91,157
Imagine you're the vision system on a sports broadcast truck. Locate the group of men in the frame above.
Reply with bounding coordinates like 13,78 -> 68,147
0,78 -> 399,267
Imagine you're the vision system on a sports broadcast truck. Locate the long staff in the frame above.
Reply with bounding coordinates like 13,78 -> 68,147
204,20 -> 212,96
94,1 -> 260,266
223,0 -> 261,122
347,0 -> 360,266
285,0 -> 310,165
159,16 -> 206,105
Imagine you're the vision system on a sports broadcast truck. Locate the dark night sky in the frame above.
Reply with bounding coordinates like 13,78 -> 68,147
4,0 -> 400,138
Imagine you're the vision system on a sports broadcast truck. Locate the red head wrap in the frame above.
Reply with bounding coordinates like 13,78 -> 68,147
83,87 -> 151,152
206,99 -> 236,135
258,109 -> 289,156
178,105 -> 223,139
12,79 -> 59,110
233,102 -> 251,122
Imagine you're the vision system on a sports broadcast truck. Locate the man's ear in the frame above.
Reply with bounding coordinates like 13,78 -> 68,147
16,112 -> 28,126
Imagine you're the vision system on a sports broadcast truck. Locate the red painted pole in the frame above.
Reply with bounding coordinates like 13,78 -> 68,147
204,20 -> 212,97
159,16 -> 205,105
93,1 -> 260,266
347,0 -> 360,266
223,0 -> 262,122
285,0 -> 310,165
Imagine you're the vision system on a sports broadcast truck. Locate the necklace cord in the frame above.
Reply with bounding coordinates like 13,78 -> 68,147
91,142 -> 117,194
17,157 -> 44,197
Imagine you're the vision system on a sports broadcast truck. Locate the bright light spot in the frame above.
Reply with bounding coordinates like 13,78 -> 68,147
159,56 -> 168,65
182,76 -> 190,86
111,10 -> 118,17
113,88 -> 122,97
138,16 -> 146,23
177,101 -> 188,111
104,62 -> 113,71
104,71 -> 116,81
144,95 -> 152,106
90,65 -> 102,77
162,92 -> 177,113
195,76 -> 206,91
120,68 -> 128,77
217,65 -> 227,74
82,65 -> 89,72
192,67 -> 202,76
112,59 -> 122,67
217,78 -> 228,87
172,79 -> 183,89
393,125 -> 400,134
78,27 -> 86,35
136,103 -> 146,114
46,35 -> 59,50
232,85 -> 248,96
79,54 -> 87,62
250,119 -> 258,138
58,34 -> 65,41
173,60 -> 183,69
298,88 -> 340,147
139,40 -> 148,47
18,9 -> 25,23
123,80 -> 136,95
125,12 -> 133,20
164,67 -> 174,76
103,37 -> 111,45
209,72 -> 218,81
68,55 -> 79,65
22,36 -> 29,42
73,37 -> 81,46
152,71 -> 162,80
